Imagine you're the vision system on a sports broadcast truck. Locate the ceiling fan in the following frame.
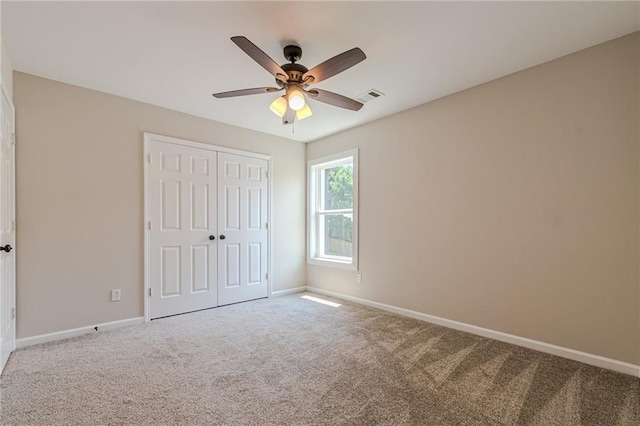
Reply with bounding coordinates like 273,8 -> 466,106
213,36 -> 366,125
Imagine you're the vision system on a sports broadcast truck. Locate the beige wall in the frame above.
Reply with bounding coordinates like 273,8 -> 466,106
307,33 -> 640,365
14,72 -> 306,338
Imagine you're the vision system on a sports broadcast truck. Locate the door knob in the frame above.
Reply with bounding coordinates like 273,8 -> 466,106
209,235 -> 215,240
0,245 -> 12,253
219,235 -> 226,240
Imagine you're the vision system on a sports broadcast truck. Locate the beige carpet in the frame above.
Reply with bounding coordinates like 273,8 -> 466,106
1,292 -> 638,425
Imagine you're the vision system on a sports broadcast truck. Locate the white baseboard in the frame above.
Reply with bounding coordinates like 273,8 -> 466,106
271,286 -> 307,297
306,286 -> 640,378
16,317 -> 145,349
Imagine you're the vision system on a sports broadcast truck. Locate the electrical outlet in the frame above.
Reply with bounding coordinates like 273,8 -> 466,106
111,289 -> 121,302
356,273 -> 362,284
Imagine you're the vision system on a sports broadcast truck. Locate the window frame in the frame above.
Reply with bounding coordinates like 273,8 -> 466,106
307,149 -> 358,270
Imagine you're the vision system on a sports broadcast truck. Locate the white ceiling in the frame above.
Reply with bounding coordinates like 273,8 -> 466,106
2,1 -> 638,143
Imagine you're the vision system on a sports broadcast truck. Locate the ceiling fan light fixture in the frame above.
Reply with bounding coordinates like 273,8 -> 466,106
296,103 -> 312,121
269,96 -> 288,117
287,86 -> 305,111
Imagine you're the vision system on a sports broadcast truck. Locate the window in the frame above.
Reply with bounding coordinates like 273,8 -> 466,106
308,149 -> 358,270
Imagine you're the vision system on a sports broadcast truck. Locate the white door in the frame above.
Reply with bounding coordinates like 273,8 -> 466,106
217,153 -> 268,306
149,141 -> 218,319
0,83 -> 16,374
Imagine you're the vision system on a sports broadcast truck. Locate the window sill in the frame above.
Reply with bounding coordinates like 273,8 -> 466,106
307,257 -> 357,271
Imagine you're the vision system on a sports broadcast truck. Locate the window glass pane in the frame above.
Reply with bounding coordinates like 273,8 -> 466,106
323,164 -> 353,210
322,213 -> 353,258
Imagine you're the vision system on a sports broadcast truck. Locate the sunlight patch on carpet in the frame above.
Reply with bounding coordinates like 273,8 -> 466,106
301,295 -> 341,307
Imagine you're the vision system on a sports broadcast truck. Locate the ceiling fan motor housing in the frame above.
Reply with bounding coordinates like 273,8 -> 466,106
279,62 -> 309,86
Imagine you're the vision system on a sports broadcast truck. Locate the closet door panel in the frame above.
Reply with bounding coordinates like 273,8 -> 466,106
149,141 -> 217,318
217,152 -> 268,306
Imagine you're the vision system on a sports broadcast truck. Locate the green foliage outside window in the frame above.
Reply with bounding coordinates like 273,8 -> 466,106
324,165 -> 353,257
325,165 -> 353,210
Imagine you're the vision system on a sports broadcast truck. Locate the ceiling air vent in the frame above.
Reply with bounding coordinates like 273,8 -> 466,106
355,89 -> 385,104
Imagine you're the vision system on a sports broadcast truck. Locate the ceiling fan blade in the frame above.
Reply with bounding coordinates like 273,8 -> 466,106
231,36 -> 288,84
302,48 -> 366,84
282,106 -> 295,125
306,89 -> 363,111
212,87 -> 281,98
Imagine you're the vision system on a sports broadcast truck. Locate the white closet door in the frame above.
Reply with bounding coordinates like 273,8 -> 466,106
217,153 -> 268,306
0,84 -> 15,374
149,141 -> 217,318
